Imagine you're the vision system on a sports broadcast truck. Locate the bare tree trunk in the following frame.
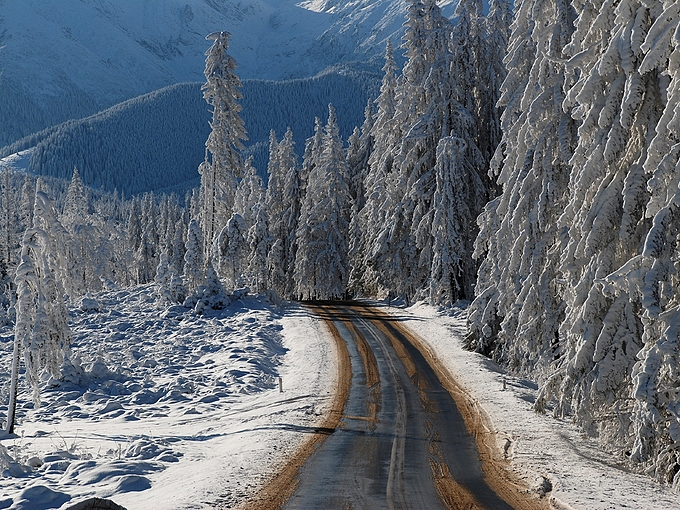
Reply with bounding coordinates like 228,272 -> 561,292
6,334 -> 20,434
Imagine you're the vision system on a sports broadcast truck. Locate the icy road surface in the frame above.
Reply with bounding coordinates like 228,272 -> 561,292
283,302 -> 527,509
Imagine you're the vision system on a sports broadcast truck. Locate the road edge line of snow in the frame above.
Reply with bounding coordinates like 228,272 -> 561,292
239,303 -> 352,510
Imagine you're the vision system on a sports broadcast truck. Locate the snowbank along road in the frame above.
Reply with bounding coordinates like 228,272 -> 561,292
278,302 -> 540,510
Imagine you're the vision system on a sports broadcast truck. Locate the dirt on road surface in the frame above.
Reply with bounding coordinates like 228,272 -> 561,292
238,303 -> 352,510
244,302 -> 548,510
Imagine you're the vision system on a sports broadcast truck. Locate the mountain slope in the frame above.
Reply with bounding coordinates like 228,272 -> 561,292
0,0 -> 458,148
6,70 -> 378,196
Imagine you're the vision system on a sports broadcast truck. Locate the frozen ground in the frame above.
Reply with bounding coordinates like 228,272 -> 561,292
0,285 -> 337,510
0,150 -> 33,174
383,301 -> 680,510
0,288 -> 678,509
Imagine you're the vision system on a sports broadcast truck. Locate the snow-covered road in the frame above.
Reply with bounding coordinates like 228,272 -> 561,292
283,302 -> 516,509
383,301 -> 680,510
1,289 -> 679,509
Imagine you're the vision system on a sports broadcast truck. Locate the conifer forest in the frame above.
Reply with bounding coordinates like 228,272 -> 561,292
3,0 -> 680,494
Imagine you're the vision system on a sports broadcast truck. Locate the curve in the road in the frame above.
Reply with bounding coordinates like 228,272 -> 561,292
282,302 -> 520,510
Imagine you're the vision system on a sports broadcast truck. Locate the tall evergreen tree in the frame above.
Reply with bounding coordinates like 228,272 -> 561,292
8,192 -> 72,432
295,106 -> 352,300
199,31 -> 247,259
215,213 -> 248,291
278,128 -> 302,299
183,219 -> 205,298
538,1 -> 662,453
429,136 -> 485,303
355,40 -> 401,297
611,0 -> 680,485
234,156 -> 265,230
467,0 -> 575,377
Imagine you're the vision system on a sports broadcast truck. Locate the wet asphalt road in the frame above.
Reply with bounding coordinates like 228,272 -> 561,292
282,302 -> 513,510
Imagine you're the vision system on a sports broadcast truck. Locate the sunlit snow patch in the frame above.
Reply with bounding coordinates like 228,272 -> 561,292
0,149 -> 34,173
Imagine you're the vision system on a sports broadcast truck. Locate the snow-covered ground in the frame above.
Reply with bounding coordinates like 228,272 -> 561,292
1,289 -> 678,509
385,301 -> 680,510
0,285 -> 337,510
0,150 -> 33,174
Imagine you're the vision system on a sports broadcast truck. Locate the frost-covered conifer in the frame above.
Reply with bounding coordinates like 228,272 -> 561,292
19,176 -> 35,234
194,262 -> 229,314
429,137 -> 485,304
346,102 -> 374,209
183,219 -> 205,297
468,0 -> 575,378
199,31 -> 247,257
265,130 -> 287,296
8,192 -> 72,432
357,41 -> 400,296
155,250 -> 186,307
612,0 -> 680,485
277,128 -> 302,298
234,156 -> 264,230
482,0 -> 512,158
0,169 -> 18,314
169,218 -> 187,274
367,1 -> 441,301
127,197 -> 143,254
295,106 -> 351,300
300,117 -> 324,199
61,168 -> 104,297
538,1 -> 663,449
214,213 -> 248,290
247,204 -> 270,294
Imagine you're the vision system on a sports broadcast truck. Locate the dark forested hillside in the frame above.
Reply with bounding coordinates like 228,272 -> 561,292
4,70 -> 378,196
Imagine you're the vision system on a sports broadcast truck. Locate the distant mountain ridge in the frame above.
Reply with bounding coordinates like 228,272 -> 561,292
5,70 -> 378,197
0,0 -> 458,148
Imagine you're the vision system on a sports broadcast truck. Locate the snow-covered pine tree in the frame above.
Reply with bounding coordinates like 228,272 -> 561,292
19,176 -> 35,236
452,0 -> 484,149
155,249 -> 185,307
613,0 -> 680,485
294,105 -> 352,300
61,167 -> 101,297
482,0 -> 513,162
194,262 -> 229,314
300,117 -> 324,201
355,40 -> 400,297
140,193 -> 160,278
135,230 -> 155,285
7,191 -> 72,433
265,130 -> 284,220
346,103 -> 374,298
214,213 -> 248,291
234,156 -> 265,230
265,130 -> 287,295
346,102 -> 375,210
278,128 -> 302,299
157,195 -> 185,275
0,168 -> 17,317
183,219 -> 205,299
367,0 -> 443,302
429,136 -> 486,304
199,31 -> 247,258
538,0 -> 663,450
247,203 -> 270,295
468,0 -> 539,355
62,167 -> 88,224
467,0 -> 574,376
127,196 -> 143,255
169,218 -> 187,274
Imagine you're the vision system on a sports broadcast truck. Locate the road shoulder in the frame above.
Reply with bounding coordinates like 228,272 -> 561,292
378,301 -> 680,510
241,303 -> 352,510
